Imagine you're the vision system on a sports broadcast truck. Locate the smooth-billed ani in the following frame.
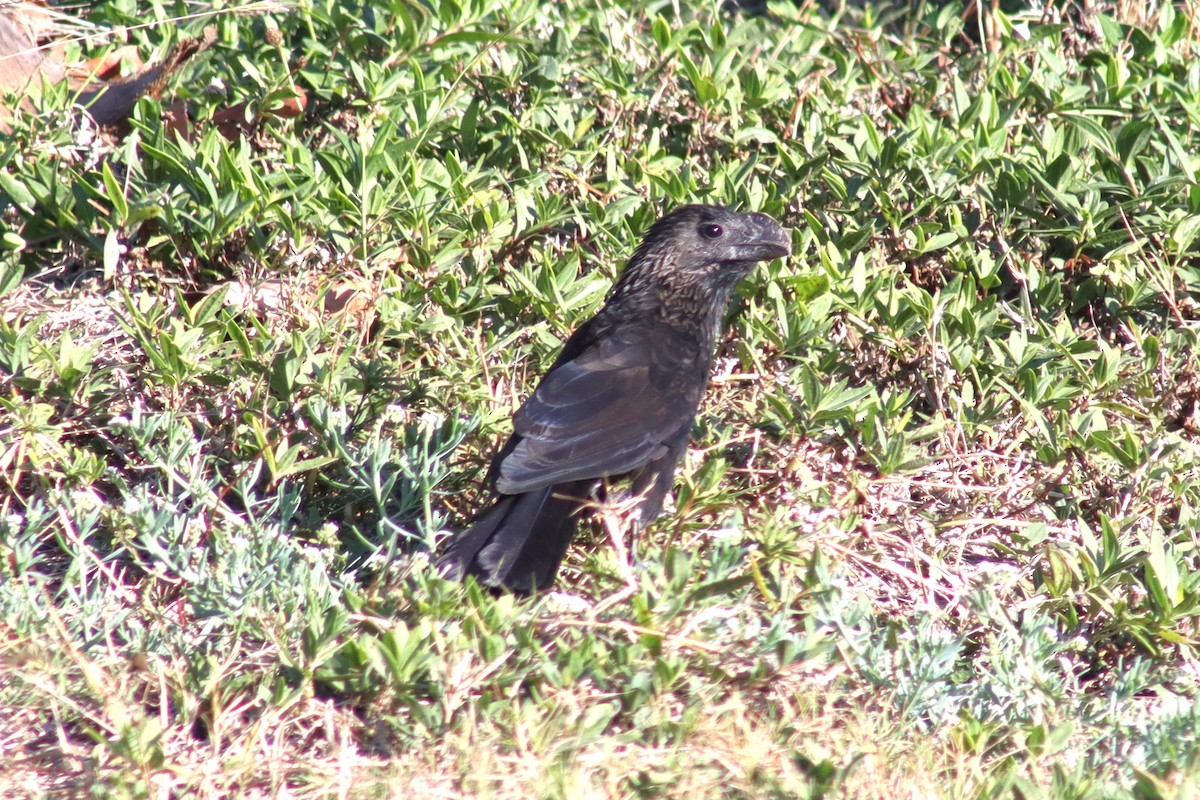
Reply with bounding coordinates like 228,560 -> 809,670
440,204 -> 790,592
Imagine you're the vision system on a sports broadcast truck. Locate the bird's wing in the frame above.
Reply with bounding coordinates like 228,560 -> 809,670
493,324 -> 706,494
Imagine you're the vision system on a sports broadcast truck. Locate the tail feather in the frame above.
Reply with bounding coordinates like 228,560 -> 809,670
440,481 -> 592,592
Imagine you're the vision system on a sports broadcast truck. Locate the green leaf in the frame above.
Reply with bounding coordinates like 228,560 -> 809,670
101,160 -> 129,222
0,172 -> 36,211
919,232 -> 958,253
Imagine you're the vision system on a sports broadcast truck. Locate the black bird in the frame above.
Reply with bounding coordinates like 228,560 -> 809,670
440,204 -> 790,592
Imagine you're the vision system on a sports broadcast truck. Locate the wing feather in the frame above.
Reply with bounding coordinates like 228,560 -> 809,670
493,324 -> 705,494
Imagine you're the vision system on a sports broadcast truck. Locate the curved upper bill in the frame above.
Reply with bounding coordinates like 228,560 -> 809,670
737,212 -> 792,261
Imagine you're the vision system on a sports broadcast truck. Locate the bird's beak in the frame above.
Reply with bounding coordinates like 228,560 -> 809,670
740,212 -> 791,261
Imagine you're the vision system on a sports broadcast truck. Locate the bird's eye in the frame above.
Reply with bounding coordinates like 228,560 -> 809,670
699,223 -> 724,239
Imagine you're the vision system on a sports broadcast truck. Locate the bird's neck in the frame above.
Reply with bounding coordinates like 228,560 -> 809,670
605,268 -> 741,350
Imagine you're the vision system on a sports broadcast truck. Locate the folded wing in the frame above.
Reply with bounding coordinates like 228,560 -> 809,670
493,323 -> 706,494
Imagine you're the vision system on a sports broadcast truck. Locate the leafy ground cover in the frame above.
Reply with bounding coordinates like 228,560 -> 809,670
3,0 -> 1200,796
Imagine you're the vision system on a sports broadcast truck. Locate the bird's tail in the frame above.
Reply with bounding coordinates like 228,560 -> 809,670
439,481 -> 592,592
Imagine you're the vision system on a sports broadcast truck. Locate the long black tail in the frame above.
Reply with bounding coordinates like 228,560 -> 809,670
439,480 -> 592,592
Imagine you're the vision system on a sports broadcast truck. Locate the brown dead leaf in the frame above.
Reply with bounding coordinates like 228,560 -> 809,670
76,45 -> 143,82
161,99 -> 191,140
78,27 -> 216,127
2,4 -> 304,144
323,278 -> 379,345
218,278 -> 294,316
270,86 -> 307,118
0,6 -> 215,131
212,103 -> 254,141
323,280 -> 375,318
210,85 -> 307,141
206,275 -> 378,340
0,7 -> 65,98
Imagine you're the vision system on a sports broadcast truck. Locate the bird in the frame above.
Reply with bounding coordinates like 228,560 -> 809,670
439,204 -> 791,593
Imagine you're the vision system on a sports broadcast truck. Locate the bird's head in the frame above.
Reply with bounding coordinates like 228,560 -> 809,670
615,204 -> 791,308
642,204 -> 791,270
